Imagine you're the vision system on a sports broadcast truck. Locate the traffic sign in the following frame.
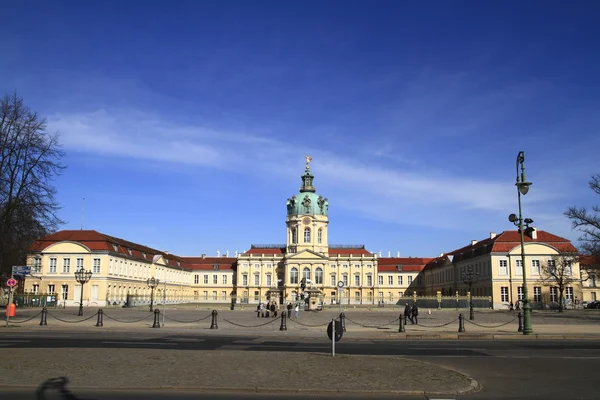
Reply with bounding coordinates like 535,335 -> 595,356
6,278 -> 17,287
12,266 -> 30,275
327,320 -> 343,342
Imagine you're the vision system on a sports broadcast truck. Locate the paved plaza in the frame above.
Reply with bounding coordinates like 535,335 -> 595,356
3,305 -> 600,339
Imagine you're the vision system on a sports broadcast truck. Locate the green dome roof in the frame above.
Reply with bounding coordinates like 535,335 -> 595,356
286,168 -> 328,216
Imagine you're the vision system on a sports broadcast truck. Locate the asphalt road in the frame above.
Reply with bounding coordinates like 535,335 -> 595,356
1,331 -> 599,400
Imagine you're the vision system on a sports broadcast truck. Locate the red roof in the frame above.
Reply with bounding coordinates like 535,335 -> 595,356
425,230 -> 578,271
181,257 -> 236,271
377,257 -> 432,272
30,230 -> 188,269
329,248 -> 373,256
580,255 -> 599,268
244,248 -> 285,255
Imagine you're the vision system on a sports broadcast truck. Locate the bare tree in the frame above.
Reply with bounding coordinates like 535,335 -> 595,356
0,92 -> 65,279
538,253 -> 579,312
565,174 -> 600,270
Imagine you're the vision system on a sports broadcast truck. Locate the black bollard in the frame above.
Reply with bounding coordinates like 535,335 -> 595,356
517,311 -> 523,332
339,312 -> 346,332
210,310 -> 218,329
95,309 -> 104,327
399,313 -> 405,333
458,313 -> 465,332
280,312 -> 287,331
39,307 -> 47,326
152,308 -> 160,328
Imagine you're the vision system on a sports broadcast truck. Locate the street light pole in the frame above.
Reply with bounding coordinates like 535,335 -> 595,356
462,267 -> 479,320
74,268 -> 93,316
147,277 -> 159,312
509,151 -> 533,335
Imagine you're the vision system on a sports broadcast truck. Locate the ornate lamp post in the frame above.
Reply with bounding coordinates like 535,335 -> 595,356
147,277 -> 159,312
74,268 -> 93,316
462,267 -> 479,320
508,150 -> 534,335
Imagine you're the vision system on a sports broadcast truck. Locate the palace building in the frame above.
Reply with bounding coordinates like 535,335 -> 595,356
20,157 -> 585,310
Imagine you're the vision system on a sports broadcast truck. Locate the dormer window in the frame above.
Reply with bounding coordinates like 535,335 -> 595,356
142,252 -> 146,259
128,248 -> 132,256
213,264 -> 219,271
177,261 -> 180,267
396,265 -> 403,272
112,244 -> 118,252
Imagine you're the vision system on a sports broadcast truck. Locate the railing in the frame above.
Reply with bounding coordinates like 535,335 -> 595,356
250,244 -> 286,249
329,244 -> 365,249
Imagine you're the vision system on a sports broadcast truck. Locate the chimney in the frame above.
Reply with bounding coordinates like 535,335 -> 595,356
490,232 -> 497,239
471,240 -> 478,246
388,251 -> 391,257
530,227 -> 537,240
397,251 -> 400,257
201,254 -> 206,259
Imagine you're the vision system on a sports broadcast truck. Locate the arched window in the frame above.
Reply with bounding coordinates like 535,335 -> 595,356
290,268 -> 298,284
315,267 -> 323,284
304,228 -> 311,243
291,228 -> 297,244
303,267 -> 311,281
318,229 -> 322,244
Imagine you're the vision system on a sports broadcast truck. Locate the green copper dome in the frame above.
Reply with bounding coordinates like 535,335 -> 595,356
286,167 -> 329,216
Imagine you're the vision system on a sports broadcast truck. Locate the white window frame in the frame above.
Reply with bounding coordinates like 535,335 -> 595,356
531,260 -> 540,276
499,259 -> 508,276
93,258 -> 101,274
62,258 -> 71,274
49,258 -> 57,274
501,286 -> 509,302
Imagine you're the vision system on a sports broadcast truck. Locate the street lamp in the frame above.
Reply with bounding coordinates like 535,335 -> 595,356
74,268 -> 93,316
147,277 -> 159,312
461,266 -> 479,320
508,150 -> 533,335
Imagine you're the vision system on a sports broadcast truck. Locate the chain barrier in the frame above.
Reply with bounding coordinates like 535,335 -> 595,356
163,314 -> 212,323
345,316 -> 399,328
5,311 -> 43,324
287,318 -> 331,328
465,317 -> 518,329
221,317 -> 280,328
103,313 -> 154,323
47,312 -> 98,323
416,318 -> 458,328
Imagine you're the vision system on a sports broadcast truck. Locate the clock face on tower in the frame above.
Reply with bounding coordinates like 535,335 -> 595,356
303,217 -> 311,225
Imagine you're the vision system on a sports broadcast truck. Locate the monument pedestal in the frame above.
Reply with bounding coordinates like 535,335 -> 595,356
304,288 -> 322,311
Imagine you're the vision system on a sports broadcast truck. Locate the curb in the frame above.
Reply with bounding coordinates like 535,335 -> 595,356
0,380 -> 481,396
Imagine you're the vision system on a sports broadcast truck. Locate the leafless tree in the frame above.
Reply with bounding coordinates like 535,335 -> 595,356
0,92 -> 65,279
565,174 -> 600,271
538,253 -> 579,312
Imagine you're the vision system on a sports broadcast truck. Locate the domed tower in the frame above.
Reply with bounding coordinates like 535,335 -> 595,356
285,156 -> 329,254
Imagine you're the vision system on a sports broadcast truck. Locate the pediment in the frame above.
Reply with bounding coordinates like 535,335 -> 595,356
286,249 -> 328,260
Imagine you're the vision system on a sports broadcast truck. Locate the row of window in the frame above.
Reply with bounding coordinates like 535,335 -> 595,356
239,269 -> 415,287
41,258 -> 101,274
498,259 -> 571,276
499,286 -> 574,302
240,263 -> 374,269
193,274 -> 229,285
290,227 -> 323,244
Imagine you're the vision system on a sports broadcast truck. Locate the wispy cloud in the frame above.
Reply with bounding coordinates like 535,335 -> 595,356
47,105 -> 566,232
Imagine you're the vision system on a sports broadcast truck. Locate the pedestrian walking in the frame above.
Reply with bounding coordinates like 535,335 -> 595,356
411,303 -> 419,325
404,303 -> 413,324
294,303 -> 299,319
287,302 -> 292,318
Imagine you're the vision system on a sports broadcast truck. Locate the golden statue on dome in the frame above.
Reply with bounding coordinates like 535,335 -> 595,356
305,154 -> 312,170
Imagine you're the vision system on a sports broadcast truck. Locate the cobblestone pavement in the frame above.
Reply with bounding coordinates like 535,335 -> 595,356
0,348 -> 478,395
3,306 -> 600,339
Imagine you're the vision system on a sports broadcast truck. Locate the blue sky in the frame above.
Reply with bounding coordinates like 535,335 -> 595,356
2,1 -> 599,257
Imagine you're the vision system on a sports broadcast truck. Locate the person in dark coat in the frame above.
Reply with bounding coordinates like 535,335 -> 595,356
404,303 -> 413,324
411,304 -> 419,325
287,302 -> 292,318
270,302 -> 276,317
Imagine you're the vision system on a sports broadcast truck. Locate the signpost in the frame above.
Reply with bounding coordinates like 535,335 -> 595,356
337,281 -> 344,314
327,319 -> 343,357
5,279 -> 17,327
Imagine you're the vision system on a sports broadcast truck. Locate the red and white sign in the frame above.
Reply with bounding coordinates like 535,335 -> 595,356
6,278 -> 17,287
